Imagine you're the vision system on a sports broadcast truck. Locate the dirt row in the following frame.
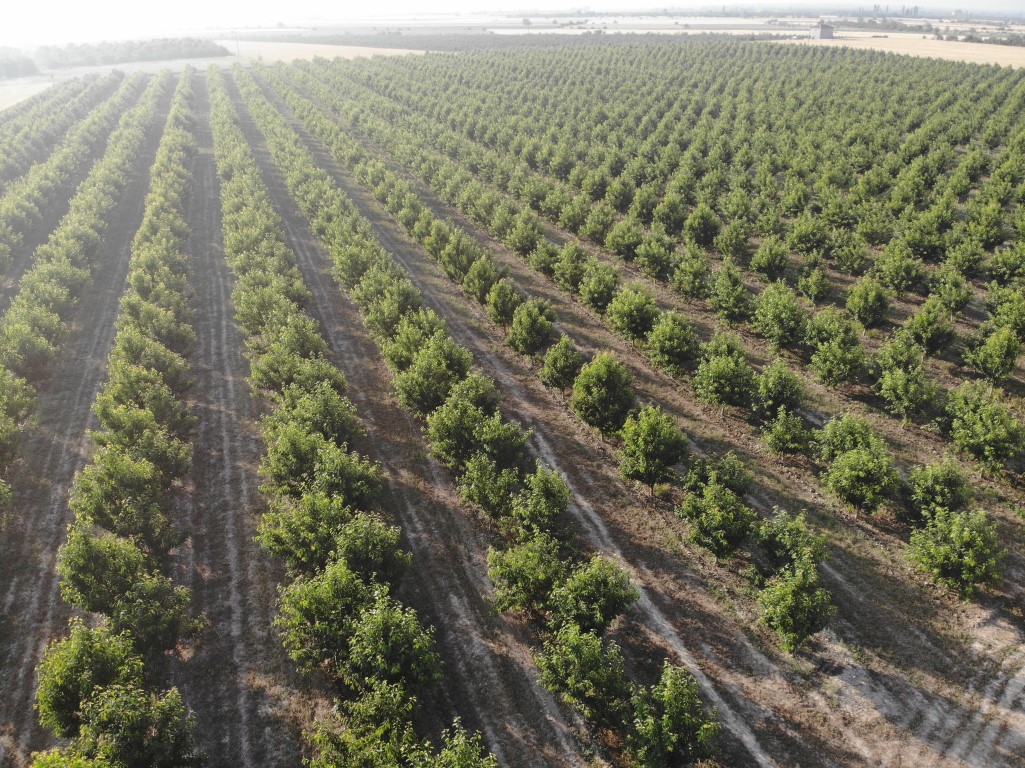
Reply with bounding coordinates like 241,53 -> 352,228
166,75 -> 311,768
223,72 -> 587,767
260,74 -> 1025,767
0,86 -> 173,768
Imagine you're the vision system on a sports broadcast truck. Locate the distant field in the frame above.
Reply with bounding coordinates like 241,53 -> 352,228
215,40 -> 425,62
0,81 -> 52,111
780,32 -> 1025,67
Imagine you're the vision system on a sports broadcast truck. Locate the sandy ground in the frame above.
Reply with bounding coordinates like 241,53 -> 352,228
779,32 -> 1025,68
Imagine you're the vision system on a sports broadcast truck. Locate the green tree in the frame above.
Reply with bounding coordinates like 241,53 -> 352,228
709,257 -> 752,323
754,282 -> 808,348
536,624 -> 631,727
753,359 -> 804,423
966,325 -> 1021,384
909,458 -> 971,521
846,275 -> 890,328
758,560 -> 834,652
618,405 -> 689,490
750,235 -> 789,280
36,620 -> 143,738
539,335 -> 585,390
631,662 -> 719,767
578,260 -> 621,313
909,508 -> 1002,594
678,481 -> 756,557
549,554 -> 638,634
571,352 -> 636,435
692,334 -> 755,410
645,311 -> 698,375
683,203 -> 720,247
511,464 -> 570,534
394,334 -> 473,415
507,298 -> 556,355
345,593 -> 441,691
947,382 -> 1025,470
822,448 -> 897,511
72,685 -> 200,768
487,534 -> 567,614
605,285 -> 659,341
486,277 -> 525,327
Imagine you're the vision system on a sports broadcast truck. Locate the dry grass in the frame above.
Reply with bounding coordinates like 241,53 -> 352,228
778,32 -> 1025,68
215,40 -> 425,63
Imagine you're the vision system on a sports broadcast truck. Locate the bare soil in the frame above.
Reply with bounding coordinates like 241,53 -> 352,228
167,74 -> 314,768
779,34 -> 1025,68
0,86 -> 172,768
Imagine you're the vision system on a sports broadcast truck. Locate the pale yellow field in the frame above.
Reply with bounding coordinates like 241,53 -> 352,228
778,32 -> 1025,68
0,80 -> 55,112
215,40 -> 425,63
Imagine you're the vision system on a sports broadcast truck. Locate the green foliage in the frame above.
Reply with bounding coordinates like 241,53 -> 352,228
645,310 -> 698,375
487,534 -> 567,614
684,203 -> 720,247
257,491 -> 358,574
381,309 -> 447,372
678,481 -> 756,557
462,254 -> 503,304
947,382 -> 1025,470
536,624 -> 631,728
554,241 -> 589,291
578,260 -> 621,313
817,413 -> 879,463
845,275 -> 890,327
485,277 -> 525,326
618,405 -> 689,489
550,554 -> 638,634
346,594 -> 441,691
763,408 -> 810,455
966,325 -> 1021,384
750,235 -> 789,280
692,333 -> 755,409
36,620 -> 143,739
909,458 -> 971,521
754,282 -> 808,348
539,335 -> 585,390
874,340 -> 940,421
393,334 -> 473,415
756,510 -> 825,573
805,307 -> 865,385
630,662 -> 719,767
709,257 -> 752,323
909,508 -> 1002,594
605,219 -> 645,261
822,447 -> 898,511
875,241 -> 926,295
276,557 -> 373,674
69,684 -> 200,768
507,298 -> 556,355
511,464 -> 570,534
753,359 -> 805,423
457,452 -> 521,516
605,284 -> 659,341
903,297 -> 955,355
571,352 -> 636,435
758,560 -> 834,652
671,246 -> 711,301
58,526 -> 198,652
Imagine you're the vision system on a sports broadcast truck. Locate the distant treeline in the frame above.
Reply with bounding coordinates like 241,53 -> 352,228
33,38 -> 229,69
238,31 -> 788,53
839,18 -> 1025,48
0,47 -> 38,79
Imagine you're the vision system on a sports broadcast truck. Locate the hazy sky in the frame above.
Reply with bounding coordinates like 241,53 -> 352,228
5,1 -> 1023,49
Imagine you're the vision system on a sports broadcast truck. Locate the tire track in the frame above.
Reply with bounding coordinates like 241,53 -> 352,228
225,73 -> 587,767
0,86 -> 171,768
170,74 -> 306,768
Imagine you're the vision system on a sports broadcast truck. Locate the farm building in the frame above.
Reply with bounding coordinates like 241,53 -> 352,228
810,22 -> 835,39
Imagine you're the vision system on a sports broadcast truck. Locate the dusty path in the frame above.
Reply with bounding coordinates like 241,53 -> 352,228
225,74 -> 587,767
0,89 -> 171,768
168,75 -> 311,768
